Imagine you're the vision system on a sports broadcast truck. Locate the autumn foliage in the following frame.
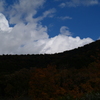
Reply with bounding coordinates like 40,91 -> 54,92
0,40 -> 100,100
29,54 -> 100,100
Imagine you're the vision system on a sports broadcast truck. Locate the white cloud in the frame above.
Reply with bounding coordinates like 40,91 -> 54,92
60,26 -> 71,36
0,13 -> 94,54
6,0 -> 55,25
34,8 -> 56,22
59,0 -> 99,7
43,8 -> 56,18
0,13 -> 12,32
0,13 -> 49,54
39,35 -> 93,54
7,0 -> 46,24
0,0 -> 95,54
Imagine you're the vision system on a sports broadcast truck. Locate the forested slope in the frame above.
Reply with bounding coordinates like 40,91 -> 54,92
0,40 -> 100,100
0,40 -> 100,74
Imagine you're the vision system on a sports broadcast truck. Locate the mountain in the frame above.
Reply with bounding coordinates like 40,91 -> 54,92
0,40 -> 100,74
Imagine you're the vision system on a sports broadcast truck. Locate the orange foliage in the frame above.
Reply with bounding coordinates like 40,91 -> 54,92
29,65 -> 67,100
29,59 -> 100,99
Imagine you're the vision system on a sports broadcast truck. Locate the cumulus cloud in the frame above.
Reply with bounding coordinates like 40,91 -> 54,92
0,0 -> 94,54
0,13 -> 49,54
59,0 -> 99,7
60,26 -> 71,36
0,13 -> 94,54
0,13 -> 12,31
40,35 -> 93,54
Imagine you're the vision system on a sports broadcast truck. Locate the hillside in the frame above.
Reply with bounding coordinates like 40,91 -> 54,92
0,40 -> 100,74
0,40 -> 100,100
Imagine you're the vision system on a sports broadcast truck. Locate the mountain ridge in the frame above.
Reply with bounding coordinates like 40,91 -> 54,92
0,40 -> 100,74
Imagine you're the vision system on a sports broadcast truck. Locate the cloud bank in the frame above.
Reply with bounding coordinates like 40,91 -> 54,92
0,0 -> 94,54
0,13 -> 93,54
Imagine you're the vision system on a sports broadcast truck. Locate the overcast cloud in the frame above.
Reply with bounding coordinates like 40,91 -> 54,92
0,0 -> 94,54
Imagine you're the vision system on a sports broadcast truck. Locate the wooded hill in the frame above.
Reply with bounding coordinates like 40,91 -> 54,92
0,40 -> 100,100
0,40 -> 100,74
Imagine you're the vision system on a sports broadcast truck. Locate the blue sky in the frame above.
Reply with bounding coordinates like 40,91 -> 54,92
0,0 -> 100,54
42,1 -> 100,40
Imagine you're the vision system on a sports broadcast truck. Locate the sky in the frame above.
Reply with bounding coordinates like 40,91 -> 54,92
0,0 -> 100,54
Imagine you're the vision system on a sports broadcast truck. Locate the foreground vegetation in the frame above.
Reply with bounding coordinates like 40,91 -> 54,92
0,56 -> 100,100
